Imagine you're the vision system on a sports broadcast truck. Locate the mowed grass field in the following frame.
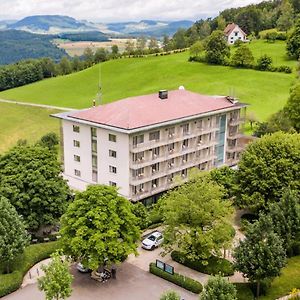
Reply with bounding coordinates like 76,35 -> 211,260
0,50 -> 296,121
232,39 -> 296,68
0,103 -> 59,153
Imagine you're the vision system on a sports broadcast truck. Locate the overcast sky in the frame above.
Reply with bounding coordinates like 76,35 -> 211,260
0,0 -> 263,22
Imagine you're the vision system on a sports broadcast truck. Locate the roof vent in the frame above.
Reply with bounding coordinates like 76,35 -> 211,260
226,96 -> 239,104
159,90 -> 168,100
179,86 -> 185,90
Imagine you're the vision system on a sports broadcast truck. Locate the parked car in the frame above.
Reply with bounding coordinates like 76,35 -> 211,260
142,231 -> 164,250
76,262 -> 91,273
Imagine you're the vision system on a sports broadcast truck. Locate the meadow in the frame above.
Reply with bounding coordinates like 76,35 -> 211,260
0,40 -> 297,153
0,103 -> 59,153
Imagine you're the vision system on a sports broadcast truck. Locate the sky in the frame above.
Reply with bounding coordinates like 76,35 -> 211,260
0,0 -> 263,22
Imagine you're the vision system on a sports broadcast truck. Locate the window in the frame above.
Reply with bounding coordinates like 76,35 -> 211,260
74,155 -> 80,162
91,127 -> 97,137
133,152 -> 144,162
181,169 -> 187,178
109,165 -> 117,174
152,163 -> 159,174
133,168 -> 144,178
151,147 -> 160,159
92,140 -> 97,153
168,127 -> 175,138
109,134 -> 116,142
182,154 -> 188,163
182,139 -> 189,149
197,120 -> 203,130
74,169 -> 81,177
92,170 -> 98,182
109,181 -> 117,187
182,123 -> 189,135
109,150 -> 117,158
73,140 -> 80,147
235,31 -> 238,36
73,125 -> 80,133
152,179 -> 158,188
149,131 -> 160,141
133,134 -> 144,146
168,158 -> 175,168
168,143 -> 175,152
92,155 -> 98,168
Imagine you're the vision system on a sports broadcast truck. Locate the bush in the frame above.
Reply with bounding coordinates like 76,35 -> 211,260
234,283 -> 254,300
256,54 -> 273,71
0,241 -> 60,297
149,263 -> 203,294
171,251 -> 234,276
277,65 -> 293,73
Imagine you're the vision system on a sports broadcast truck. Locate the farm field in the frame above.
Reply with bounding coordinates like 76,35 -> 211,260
0,50 -> 297,121
0,103 -> 59,153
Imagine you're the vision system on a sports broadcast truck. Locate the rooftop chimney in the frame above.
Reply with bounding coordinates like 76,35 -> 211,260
159,90 -> 168,100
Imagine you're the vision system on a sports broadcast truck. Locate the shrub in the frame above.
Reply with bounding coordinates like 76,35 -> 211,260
149,263 -> 203,294
0,241 -> 60,297
277,65 -> 293,73
256,55 -> 273,71
171,251 -> 234,276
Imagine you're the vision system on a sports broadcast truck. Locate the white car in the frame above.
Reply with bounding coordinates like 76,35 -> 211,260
142,231 -> 164,250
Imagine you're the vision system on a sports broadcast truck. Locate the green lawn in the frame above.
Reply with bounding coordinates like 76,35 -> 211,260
260,256 -> 300,300
0,103 -> 59,153
0,51 -> 296,121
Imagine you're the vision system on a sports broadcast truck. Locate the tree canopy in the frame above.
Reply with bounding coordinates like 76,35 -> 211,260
60,185 -> 140,270
160,172 -> 234,261
235,132 -> 300,212
231,45 -> 254,68
0,145 -> 70,230
287,18 -> 300,59
285,83 -> 300,132
0,196 -> 29,273
38,251 -> 73,300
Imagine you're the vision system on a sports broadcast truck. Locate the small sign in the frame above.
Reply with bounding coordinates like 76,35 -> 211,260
164,263 -> 174,275
156,259 -> 165,270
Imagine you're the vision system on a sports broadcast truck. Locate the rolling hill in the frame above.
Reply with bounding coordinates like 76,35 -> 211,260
0,51 -> 296,121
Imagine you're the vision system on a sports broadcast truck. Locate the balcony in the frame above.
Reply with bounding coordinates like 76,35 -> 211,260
226,145 -> 244,153
229,117 -> 245,127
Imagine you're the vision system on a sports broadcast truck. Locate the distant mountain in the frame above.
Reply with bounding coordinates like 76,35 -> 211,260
9,15 -> 97,34
3,15 -> 193,37
105,20 -> 194,37
0,30 -> 67,65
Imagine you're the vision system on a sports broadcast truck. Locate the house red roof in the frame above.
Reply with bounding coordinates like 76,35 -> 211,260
224,23 -> 246,37
68,90 -> 241,130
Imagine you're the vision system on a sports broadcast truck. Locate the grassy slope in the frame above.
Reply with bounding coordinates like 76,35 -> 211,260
232,40 -> 296,68
0,103 -> 59,153
0,51 -> 296,121
260,256 -> 300,300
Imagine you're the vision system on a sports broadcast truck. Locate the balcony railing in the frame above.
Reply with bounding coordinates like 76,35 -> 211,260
229,117 -> 245,126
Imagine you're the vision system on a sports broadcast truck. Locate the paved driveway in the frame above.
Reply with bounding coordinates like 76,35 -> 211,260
4,261 -> 198,300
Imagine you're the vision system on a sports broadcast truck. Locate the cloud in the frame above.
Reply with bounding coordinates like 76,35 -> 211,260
0,0 -> 263,21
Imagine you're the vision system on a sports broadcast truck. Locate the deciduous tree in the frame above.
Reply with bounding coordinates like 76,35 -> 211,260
235,132 -> 300,212
190,41 -> 204,58
285,83 -> 300,132
160,172 -> 234,261
0,145 -> 70,230
60,185 -> 140,270
287,18 -> 300,59
0,196 -> 29,273
38,251 -> 73,300
231,45 -> 254,68
200,275 -> 237,300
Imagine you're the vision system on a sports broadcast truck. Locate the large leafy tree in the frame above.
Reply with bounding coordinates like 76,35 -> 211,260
38,251 -> 73,300
231,45 -> 254,68
266,188 -> 300,256
200,275 -> 237,300
287,18 -> 300,59
160,172 -> 234,261
60,185 -> 140,270
235,132 -> 300,212
285,83 -> 300,132
0,145 -> 70,231
277,0 -> 294,31
0,196 -> 29,273
205,30 -> 230,65
234,217 -> 286,298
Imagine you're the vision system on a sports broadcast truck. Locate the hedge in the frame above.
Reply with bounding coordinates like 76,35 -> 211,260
0,241 -> 61,297
149,262 -> 203,294
171,251 -> 234,276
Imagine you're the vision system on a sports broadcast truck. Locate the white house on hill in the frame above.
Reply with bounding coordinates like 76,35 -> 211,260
224,23 -> 247,44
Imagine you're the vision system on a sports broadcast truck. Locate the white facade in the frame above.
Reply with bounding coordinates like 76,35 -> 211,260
56,105 -> 246,204
226,25 -> 247,44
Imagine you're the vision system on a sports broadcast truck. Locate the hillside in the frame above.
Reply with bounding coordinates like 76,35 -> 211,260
0,50 -> 295,121
9,15 -> 94,33
0,30 -> 67,65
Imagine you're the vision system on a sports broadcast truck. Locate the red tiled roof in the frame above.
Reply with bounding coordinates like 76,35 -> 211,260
68,90 -> 239,130
224,23 -> 246,37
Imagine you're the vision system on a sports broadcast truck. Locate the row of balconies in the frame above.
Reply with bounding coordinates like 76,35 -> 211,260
130,154 -> 216,185
130,126 -> 220,152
